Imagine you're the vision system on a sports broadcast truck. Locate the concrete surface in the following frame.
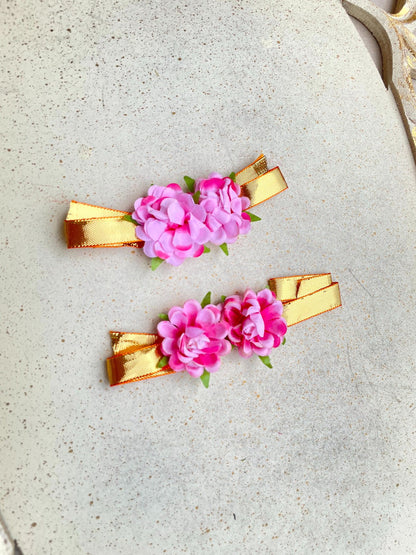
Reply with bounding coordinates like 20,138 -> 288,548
0,0 -> 415,553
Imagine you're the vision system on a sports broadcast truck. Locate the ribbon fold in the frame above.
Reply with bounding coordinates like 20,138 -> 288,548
107,274 -> 341,386
65,154 -> 287,249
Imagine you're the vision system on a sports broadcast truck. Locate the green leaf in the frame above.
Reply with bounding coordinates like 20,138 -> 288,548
282,336 -> 286,345
201,291 -> 211,308
123,213 -> 139,225
157,355 -> 169,369
220,295 -> 226,302
219,243 -> 229,256
229,172 -> 236,181
259,355 -> 273,369
158,313 -> 169,320
184,175 -> 195,193
245,211 -> 262,222
203,245 -> 211,254
200,370 -> 210,388
151,257 -> 164,271
193,190 -> 201,204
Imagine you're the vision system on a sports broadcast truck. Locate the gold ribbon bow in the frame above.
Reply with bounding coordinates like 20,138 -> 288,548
64,154 -> 287,249
106,273 -> 341,386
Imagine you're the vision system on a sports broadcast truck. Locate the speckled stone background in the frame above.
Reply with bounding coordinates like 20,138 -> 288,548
1,0 -> 415,553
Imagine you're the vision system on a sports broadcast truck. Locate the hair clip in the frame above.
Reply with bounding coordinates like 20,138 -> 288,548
65,154 -> 287,268
107,273 -> 341,388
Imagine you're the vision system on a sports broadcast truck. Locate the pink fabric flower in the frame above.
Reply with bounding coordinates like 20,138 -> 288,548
132,184 -> 211,266
157,300 -> 231,378
222,288 -> 287,358
195,173 -> 251,245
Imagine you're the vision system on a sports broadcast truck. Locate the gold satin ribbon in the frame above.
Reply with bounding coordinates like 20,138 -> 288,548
65,202 -> 142,249
106,273 -> 341,386
268,273 -> 341,326
235,153 -> 287,208
107,332 -> 173,385
65,154 -> 287,249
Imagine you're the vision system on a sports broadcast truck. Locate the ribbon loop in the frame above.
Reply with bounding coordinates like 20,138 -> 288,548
236,154 -> 287,209
269,274 -> 341,327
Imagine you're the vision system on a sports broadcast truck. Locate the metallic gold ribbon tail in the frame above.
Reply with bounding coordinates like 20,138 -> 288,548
106,332 -> 173,386
65,201 -> 142,249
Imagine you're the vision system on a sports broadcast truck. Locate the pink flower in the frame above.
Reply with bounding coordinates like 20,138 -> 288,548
157,300 -> 231,377
132,184 -> 211,266
195,173 -> 251,245
222,288 -> 287,358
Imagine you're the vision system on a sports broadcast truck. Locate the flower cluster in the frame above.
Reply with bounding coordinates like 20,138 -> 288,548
133,184 -> 210,266
157,288 -> 287,385
131,174 -> 253,266
157,300 -> 231,377
222,288 -> 287,358
195,174 -> 251,246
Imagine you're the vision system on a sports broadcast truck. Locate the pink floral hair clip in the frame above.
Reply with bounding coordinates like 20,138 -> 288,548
106,274 -> 342,388
65,154 -> 287,268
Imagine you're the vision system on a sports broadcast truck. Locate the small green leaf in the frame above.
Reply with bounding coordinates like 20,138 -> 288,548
203,245 -> 211,254
245,211 -> 262,222
229,172 -> 236,181
193,190 -> 201,204
184,175 -> 195,193
259,355 -> 273,369
151,257 -> 164,271
201,291 -> 211,308
220,295 -> 226,302
219,243 -> 229,256
123,213 -> 139,225
282,336 -> 286,345
158,313 -> 169,321
157,355 -> 169,369
200,370 -> 210,388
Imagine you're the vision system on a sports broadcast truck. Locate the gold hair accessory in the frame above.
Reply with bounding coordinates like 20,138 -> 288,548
107,273 -> 341,388
65,154 -> 287,269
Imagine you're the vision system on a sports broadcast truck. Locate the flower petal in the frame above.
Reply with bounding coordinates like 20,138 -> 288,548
135,225 -> 150,242
238,340 -> 253,358
188,215 -> 210,244
186,364 -> 204,378
196,353 -> 221,371
168,307 -> 187,327
257,288 -> 275,305
160,337 -> 176,355
185,326 -> 204,338
172,228 -> 193,250
183,300 -> 201,322
168,353 -> 185,371
157,321 -> 178,339
142,240 -> 157,258
167,201 -> 185,225
195,307 -> 216,327
145,219 -> 166,240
